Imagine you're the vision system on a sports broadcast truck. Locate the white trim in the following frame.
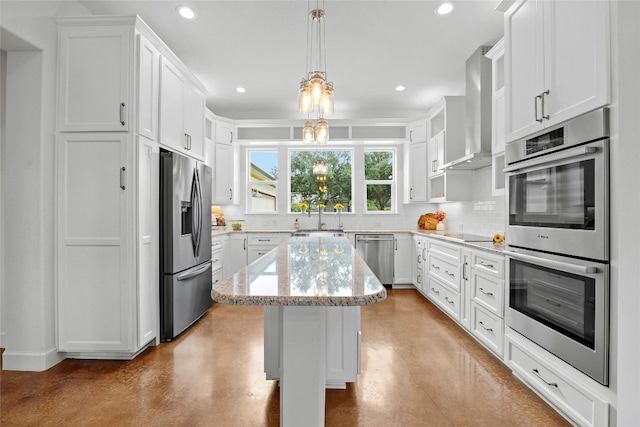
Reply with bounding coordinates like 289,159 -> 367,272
2,347 -> 66,372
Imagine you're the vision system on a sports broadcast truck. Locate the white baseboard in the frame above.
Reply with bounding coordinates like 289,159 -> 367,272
2,347 -> 65,371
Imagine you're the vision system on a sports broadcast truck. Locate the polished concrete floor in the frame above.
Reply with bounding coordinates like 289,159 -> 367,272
1,290 -> 569,426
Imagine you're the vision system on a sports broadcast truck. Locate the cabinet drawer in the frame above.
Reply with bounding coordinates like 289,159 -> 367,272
427,254 -> 461,291
211,236 -> 224,249
211,267 -> 223,289
211,248 -> 223,271
248,234 -> 285,246
427,278 -> 460,321
427,238 -> 461,262
471,303 -> 504,357
472,251 -> 504,278
471,270 -> 504,316
507,338 -> 609,427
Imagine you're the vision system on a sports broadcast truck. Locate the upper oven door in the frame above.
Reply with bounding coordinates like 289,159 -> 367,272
505,138 -> 609,261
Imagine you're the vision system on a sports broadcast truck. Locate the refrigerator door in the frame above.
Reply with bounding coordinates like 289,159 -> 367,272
195,163 -> 212,265
161,261 -> 212,341
161,150 -> 208,274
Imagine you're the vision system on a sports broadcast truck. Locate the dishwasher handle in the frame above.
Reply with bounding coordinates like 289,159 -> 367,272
356,236 -> 394,242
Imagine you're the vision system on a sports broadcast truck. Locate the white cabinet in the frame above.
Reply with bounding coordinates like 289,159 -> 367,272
408,141 -> 427,203
226,232 -> 248,278
264,306 -> 361,389
393,233 -> 413,286
506,330 -> 610,427
211,234 -> 226,287
427,132 -> 445,178
159,57 -> 205,160
407,120 -> 427,143
136,34 -> 160,141
412,235 -> 425,293
213,141 -> 235,204
427,170 -> 472,202
427,96 -> 465,175
215,121 -> 235,144
57,23 -> 131,132
247,233 -> 287,265
425,238 -> 463,322
505,0 -> 610,142
486,38 -> 506,197
204,109 -> 215,168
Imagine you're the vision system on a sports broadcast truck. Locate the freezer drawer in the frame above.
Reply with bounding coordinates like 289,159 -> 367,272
355,234 -> 394,285
161,261 -> 212,341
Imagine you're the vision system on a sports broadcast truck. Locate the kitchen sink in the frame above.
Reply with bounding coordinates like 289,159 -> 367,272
294,229 -> 345,237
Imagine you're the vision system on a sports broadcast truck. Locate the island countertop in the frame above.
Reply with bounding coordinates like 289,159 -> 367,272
211,235 -> 387,306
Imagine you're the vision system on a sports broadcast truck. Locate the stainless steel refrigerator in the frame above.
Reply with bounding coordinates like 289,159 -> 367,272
160,149 -> 212,342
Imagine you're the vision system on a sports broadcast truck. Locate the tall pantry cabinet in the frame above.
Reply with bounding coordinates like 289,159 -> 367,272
55,16 -> 206,358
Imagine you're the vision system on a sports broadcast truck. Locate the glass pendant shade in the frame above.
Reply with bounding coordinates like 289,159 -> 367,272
298,80 -> 312,114
313,159 -> 328,176
309,72 -> 325,108
303,121 -> 315,144
321,83 -> 334,115
315,118 -> 329,145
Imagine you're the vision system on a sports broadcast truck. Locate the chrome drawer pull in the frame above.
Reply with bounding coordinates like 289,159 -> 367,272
478,321 -> 493,333
431,288 -> 439,295
444,297 -> 454,305
431,264 -> 440,270
478,287 -> 494,297
479,262 -> 494,269
445,270 -> 455,277
532,368 -> 558,388
212,259 -> 219,263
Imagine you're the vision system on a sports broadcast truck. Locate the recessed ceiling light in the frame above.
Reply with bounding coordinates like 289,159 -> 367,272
435,2 -> 454,16
395,85 -> 406,92
176,6 -> 197,20
236,87 -> 246,93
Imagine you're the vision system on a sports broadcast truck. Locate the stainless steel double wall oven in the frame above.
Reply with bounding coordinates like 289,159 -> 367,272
504,108 -> 610,385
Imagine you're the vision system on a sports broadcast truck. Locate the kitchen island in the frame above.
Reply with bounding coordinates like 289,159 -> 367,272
211,235 -> 387,427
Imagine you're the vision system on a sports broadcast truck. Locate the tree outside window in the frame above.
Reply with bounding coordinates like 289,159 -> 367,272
248,150 -> 278,212
364,150 -> 395,212
289,149 -> 353,212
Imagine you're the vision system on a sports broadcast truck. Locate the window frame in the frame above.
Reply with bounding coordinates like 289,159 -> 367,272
246,148 -> 279,214
363,147 -> 397,214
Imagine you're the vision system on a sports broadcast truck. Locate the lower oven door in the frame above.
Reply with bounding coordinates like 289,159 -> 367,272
505,248 -> 609,385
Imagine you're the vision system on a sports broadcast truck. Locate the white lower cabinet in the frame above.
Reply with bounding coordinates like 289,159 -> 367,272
226,233 -> 248,279
393,233 -> 413,286
506,330 -> 610,427
247,233 -> 288,265
211,234 -> 225,287
412,235 -> 425,293
264,306 -> 361,389
427,276 -> 461,321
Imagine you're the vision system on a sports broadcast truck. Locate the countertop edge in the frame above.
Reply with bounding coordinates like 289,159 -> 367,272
211,287 -> 387,307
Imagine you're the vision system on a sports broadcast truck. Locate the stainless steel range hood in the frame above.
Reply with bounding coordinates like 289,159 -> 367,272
444,46 -> 493,170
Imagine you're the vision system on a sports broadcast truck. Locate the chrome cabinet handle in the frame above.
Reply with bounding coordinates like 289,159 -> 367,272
462,262 -> 468,281
535,94 -> 543,122
243,238 -> 247,251
229,131 -> 233,143
212,279 -> 219,285
409,130 -> 413,142
212,259 -> 219,263
444,296 -> 454,305
541,90 -> 550,120
417,274 -> 421,284
478,287 -> 494,297
479,261 -> 494,269
478,321 -> 493,333
417,254 -> 422,264
229,188 -> 233,201
431,287 -> 439,295
445,270 -> 455,277
120,102 -> 126,126
120,167 -> 126,190
184,133 -> 189,150
395,238 -> 398,251
431,264 -> 440,270
410,188 -> 413,200
532,368 -> 558,388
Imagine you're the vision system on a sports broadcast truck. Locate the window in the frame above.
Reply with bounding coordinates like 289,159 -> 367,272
364,149 -> 395,212
248,150 -> 278,212
289,149 -> 353,212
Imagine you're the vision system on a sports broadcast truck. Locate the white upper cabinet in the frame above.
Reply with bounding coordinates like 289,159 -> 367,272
407,120 -> 427,143
159,57 -> 205,160
505,0 -> 610,142
215,121 -> 235,144
58,24 -> 131,132
136,34 -> 160,141
408,141 -> 428,202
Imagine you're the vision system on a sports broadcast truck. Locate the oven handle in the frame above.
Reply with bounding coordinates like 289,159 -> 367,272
503,145 -> 597,173
504,250 -> 598,275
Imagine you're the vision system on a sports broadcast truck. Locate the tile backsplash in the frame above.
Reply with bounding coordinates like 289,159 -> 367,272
438,166 -> 506,237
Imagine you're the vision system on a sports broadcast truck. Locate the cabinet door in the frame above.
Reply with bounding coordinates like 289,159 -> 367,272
394,234 -> 413,285
137,136 -> 158,347
427,135 -> 443,178
159,57 -> 187,152
137,34 -> 160,141
215,121 -> 234,144
227,234 -> 247,278
56,133 -> 132,352
185,83 -> 205,159
408,121 -> 427,143
409,141 -> 427,202
542,0 -> 610,127
58,25 -> 131,132
505,0 -> 544,142
213,142 -> 235,203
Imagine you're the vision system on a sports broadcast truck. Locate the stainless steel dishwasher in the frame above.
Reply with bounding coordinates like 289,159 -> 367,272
355,234 -> 394,286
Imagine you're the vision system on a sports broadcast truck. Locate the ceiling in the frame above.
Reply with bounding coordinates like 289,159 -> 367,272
77,1 -> 504,121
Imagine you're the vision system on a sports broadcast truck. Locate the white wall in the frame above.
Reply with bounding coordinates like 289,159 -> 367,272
0,1 -> 91,370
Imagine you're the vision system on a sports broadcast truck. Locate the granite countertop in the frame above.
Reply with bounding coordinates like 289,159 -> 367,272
211,235 -> 387,307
